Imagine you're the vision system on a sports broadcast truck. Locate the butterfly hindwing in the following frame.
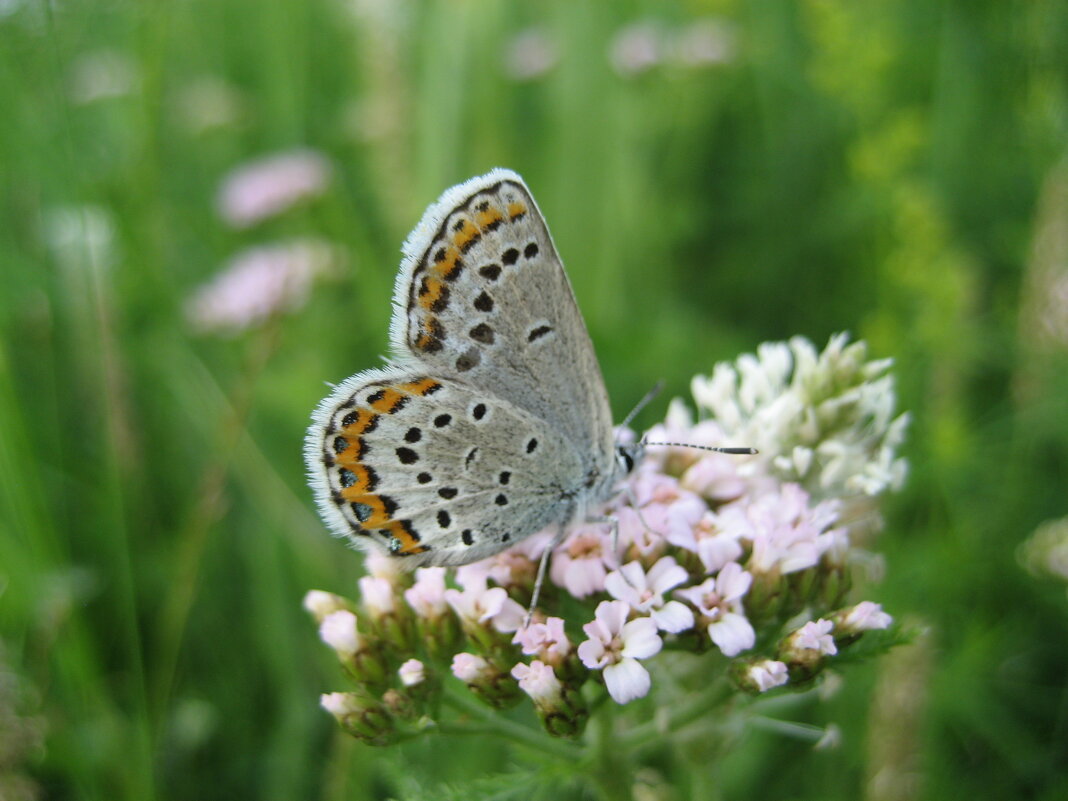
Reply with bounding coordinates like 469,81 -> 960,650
306,367 -> 584,566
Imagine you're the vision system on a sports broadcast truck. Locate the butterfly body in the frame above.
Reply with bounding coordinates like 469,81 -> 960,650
306,170 -> 634,567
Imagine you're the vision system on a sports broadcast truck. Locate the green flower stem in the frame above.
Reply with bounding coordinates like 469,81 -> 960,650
749,715 -> 828,742
616,678 -> 735,751
441,690 -> 582,761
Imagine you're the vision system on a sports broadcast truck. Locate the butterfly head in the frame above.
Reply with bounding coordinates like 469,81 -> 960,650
615,441 -> 643,477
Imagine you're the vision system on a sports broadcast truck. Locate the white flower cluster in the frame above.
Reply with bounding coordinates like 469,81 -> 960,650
308,334 -> 903,740
663,333 -> 909,501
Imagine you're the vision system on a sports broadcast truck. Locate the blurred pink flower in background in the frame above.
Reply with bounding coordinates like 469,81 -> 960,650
185,239 -> 339,333
217,149 -> 333,228
671,19 -> 736,68
609,21 -> 665,77
504,27 -> 558,81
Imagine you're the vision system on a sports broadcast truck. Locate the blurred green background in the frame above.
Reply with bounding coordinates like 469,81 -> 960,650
3,0 -> 1068,799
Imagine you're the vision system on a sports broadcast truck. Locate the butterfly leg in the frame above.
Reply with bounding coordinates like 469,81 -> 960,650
623,484 -> 663,549
525,520 -> 570,628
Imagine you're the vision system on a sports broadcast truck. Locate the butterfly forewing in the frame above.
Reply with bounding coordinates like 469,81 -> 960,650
391,170 -> 616,474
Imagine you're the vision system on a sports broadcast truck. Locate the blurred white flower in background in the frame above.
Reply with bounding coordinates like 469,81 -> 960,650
44,205 -> 116,274
1019,516 -> 1068,584
69,50 -> 138,104
174,77 -> 247,135
216,149 -> 333,228
185,239 -> 340,334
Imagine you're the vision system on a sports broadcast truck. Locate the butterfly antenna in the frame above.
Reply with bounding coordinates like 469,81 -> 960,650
641,440 -> 758,455
619,380 -> 665,431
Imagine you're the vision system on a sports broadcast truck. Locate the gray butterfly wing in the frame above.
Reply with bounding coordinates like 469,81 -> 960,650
305,368 -> 584,567
389,169 -> 616,481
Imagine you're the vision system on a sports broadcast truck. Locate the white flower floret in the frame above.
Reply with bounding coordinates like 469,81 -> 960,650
318,610 -> 362,658
577,600 -> 663,704
320,691 -> 360,719
604,557 -> 695,633
746,660 -> 790,692
302,590 -> 349,623
450,653 -> 491,683
837,601 -> 893,633
398,659 -> 425,687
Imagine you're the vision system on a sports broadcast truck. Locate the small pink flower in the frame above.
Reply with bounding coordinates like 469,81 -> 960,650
217,149 -> 332,227
398,659 -> 425,687
318,610 -> 362,657
450,653 -> 491,683
792,619 -> 838,656
609,21 -> 665,77
616,471 -> 707,559
604,557 -> 695,633
665,512 -> 744,574
746,660 -> 789,692
403,567 -> 448,619
444,586 -> 525,633
358,576 -> 395,617
503,28 -> 558,81
675,563 -> 755,656
577,600 -> 662,704
511,660 -> 563,705
513,616 -> 572,666
551,526 -> 615,598
680,453 -> 748,503
719,484 -> 842,575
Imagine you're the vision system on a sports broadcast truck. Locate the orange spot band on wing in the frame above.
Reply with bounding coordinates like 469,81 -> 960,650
452,219 -> 481,253
418,276 -> 447,311
338,463 -> 375,493
383,520 -> 427,555
476,206 -> 504,229
341,409 -> 378,437
507,201 -> 527,219
433,245 -> 463,280
369,388 -> 407,414
335,440 -> 366,468
342,492 -> 394,527
400,377 -> 441,396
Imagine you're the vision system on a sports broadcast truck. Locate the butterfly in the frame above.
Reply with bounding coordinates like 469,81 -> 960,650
305,169 -> 641,571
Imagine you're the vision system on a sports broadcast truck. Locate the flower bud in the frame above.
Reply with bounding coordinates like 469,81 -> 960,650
512,661 -> 589,738
451,653 -> 521,709
778,619 -> 837,681
320,691 -> 396,745
731,658 -> 790,693
318,610 -> 387,689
